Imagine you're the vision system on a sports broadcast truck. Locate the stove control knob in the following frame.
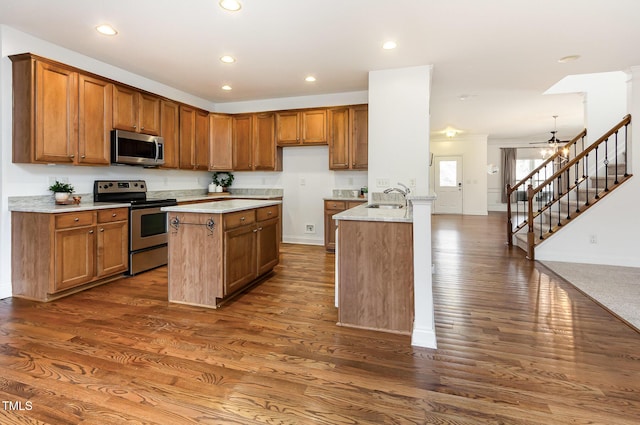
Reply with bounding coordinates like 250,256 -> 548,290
108,183 -> 113,187
141,184 -> 145,188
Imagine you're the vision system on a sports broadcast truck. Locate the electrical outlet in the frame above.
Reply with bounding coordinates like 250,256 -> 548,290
304,224 -> 315,234
589,235 -> 597,244
376,178 -> 390,188
300,177 -> 306,186
409,178 -> 416,187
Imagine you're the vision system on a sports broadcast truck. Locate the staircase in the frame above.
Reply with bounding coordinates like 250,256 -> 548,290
506,115 -> 632,259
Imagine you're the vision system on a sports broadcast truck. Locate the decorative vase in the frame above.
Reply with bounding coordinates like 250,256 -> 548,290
208,183 -> 216,193
216,185 -> 223,193
55,192 -> 70,203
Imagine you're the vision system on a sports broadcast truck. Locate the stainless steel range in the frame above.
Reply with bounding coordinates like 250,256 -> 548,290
93,180 -> 177,275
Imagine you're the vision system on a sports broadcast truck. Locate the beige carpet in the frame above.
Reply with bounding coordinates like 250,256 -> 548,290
541,261 -> 640,331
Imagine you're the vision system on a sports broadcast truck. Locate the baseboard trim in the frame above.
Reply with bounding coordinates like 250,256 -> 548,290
411,328 -> 437,349
282,236 -> 324,246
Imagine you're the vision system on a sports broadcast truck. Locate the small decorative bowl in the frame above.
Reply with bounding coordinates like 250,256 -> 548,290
72,196 -> 82,204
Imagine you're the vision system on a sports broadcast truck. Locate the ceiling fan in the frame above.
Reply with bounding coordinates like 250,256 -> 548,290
529,115 -> 569,145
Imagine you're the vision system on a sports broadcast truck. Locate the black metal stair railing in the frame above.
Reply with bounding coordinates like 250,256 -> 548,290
507,114 -> 632,259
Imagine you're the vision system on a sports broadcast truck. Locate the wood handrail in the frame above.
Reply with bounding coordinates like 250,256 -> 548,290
507,129 -> 586,196
528,114 -> 631,197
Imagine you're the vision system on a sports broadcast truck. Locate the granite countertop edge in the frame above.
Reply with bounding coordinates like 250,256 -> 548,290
161,199 -> 282,214
332,203 -> 412,223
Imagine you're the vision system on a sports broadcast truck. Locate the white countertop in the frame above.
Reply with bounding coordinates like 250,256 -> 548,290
161,199 -> 282,214
175,194 -> 283,203
332,203 -> 412,223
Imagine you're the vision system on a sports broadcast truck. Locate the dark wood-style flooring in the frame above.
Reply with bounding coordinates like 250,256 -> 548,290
1,212 -> 639,424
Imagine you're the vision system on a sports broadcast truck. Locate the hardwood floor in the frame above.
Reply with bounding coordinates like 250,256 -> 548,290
1,211 -> 639,424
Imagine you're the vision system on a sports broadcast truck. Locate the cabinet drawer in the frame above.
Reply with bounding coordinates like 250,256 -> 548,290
347,201 -> 366,209
256,205 -> 279,221
97,208 -> 129,223
325,200 -> 346,210
55,211 -> 95,229
224,210 -> 256,230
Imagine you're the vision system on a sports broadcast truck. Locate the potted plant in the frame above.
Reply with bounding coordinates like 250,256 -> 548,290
211,172 -> 234,192
49,180 -> 74,203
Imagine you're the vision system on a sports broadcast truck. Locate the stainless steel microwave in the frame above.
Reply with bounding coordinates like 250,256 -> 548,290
111,129 -> 165,167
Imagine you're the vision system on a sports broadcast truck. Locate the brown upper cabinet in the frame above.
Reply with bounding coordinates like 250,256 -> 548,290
233,113 -> 282,171
179,105 -> 210,170
113,85 -> 161,135
329,104 -> 368,170
160,99 -> 180,169
276,109 -> 327,146
209,113 -> 233,171
10,53 -> 111,166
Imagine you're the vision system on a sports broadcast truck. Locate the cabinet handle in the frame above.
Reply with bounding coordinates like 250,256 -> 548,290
268,211 -> 272,215
74,217 -> 80,222
141,126 -> 145,130
253,229 -> 258,233
81,155 -> 86,159
258,227 -> 263,231
99,228 -> 104,232
240,217 -> 245,221
133,124 -> 137,129
89,230 -> 94,234
112,213 -> 117,217
69,154 -> 75,158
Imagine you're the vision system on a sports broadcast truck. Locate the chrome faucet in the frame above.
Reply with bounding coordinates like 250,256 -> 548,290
384,182 -> 411,196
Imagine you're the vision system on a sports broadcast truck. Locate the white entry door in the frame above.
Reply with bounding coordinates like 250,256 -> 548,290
434,156 -> 463,214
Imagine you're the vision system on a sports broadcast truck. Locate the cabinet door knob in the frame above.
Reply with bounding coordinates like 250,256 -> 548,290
112,213 -> 117,217
89,230 -> 94,234
240,217 -> 245,221
99,228 -> 104,232
69,154 -> 75,158
74,217 -> 80,222
81,155 -> 86,159
253,229 -> 258,233
268,211 -> 272,215
133,124 -> 137,129
258,227 -> 263,231
141,127 -> 145,130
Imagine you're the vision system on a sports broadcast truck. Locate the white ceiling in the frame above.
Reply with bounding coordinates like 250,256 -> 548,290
2,0 -> 640,142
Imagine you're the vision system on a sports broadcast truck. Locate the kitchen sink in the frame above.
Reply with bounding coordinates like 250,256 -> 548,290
366,203 -> 404,209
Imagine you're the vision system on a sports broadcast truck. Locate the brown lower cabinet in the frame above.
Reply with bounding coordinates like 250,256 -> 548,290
11,208 -> 128,301
324,199 -> 366,251
168,205 -> 280,308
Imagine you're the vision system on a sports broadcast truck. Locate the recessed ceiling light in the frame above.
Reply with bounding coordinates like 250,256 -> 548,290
558,55 -> 581,63
221,85 -> 232,91
95,24 -> 118,36
219,0 -> 242,11
382,41 -> 397,50
305,76 -> 316,82
220,55 -> 236,64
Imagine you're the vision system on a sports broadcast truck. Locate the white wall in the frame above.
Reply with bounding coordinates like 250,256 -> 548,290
431,135 -> 488,215
368,67 -> 431,196
536,69 -> 640,267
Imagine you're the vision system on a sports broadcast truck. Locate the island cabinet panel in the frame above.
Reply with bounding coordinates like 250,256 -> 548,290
338,220 -> 414,334
168,213 -> 224,306
167,203 -> 281,308
224,224 -> 258,296
12,208 -> 128,302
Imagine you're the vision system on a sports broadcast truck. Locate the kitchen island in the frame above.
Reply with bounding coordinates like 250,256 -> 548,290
333,202 -> 414,334
162,199 -> 282,308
